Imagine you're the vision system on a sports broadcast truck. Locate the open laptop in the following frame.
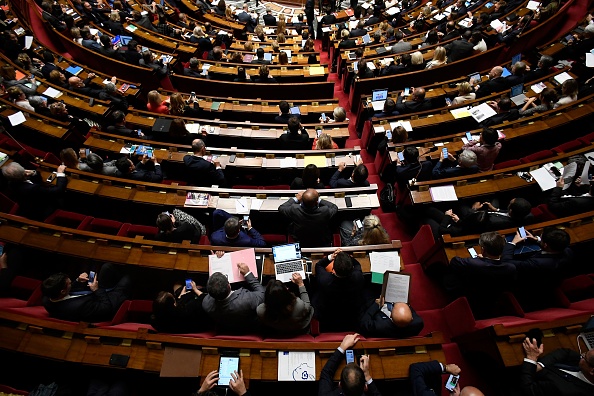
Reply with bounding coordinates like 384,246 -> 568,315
511,53 -> 522,65
272,243 -> 305,283
579,316 -> 594,350
510,84 -> 526,106
371,88 -> 389,111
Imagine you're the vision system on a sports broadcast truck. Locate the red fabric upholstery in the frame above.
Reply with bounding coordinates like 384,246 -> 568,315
493,159 -> 521,170
199,235 -> 211,245
551,139 -> 583,153
82,218 -> 124,235
262,234 -> 288,246
377,213 -> 399,240
117,224 -> 159,239
8,276 -> 42,301
263,334 -> 315,342
45,210 -> 92,229
98,300 -> 153,328
360,120 -> 373,150
400,225 -> 437,264
560,275 -> 594,302
405,263 -> 450,310
0,297 -> 28,309
535,204 -> 557,221
441,343 -> 485,395
314,333 -> 367,342
2,305 -> 77,325
529,206 -> 545,222
519,149 -> 554,164
359,149 -> 375,167
261,185 -> 291,190
373,150 -> 387,176
443,297 -> 477,338
417,309 -> 454,342
162,179 -> 187,186
475,316 -> 541,329
345,139 -> 361,148
523,307 -> 588,321
100,323 -> 155,331
578,131 -> 594,145
568,299 -> 594,312
43,152 -> 62,165
214,334 -> 263,341
169,331 -> 217,338
0,384 -> 28,395
367,174 -> 384,190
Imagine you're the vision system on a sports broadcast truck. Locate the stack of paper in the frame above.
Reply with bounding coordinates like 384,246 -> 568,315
208,248 -> 258,283
369,251 -> 400,284
429,185 -> 458,202
529,166 -> 559,191
469,102 -> 496,122
554,72 -> 573,85
278,351 -> 316,381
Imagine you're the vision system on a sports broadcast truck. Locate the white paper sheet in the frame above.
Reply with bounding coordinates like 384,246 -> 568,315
280,157 -> 297,168
469,102 -> 497,122
42,87 -> 62,98
529,167 -> 557,191
587,53 -> 594,68
250,198 -> 263,211
8,112 -> 26,126
235,197 -> 249,214
369,251 -> 400,274
384,272 -> 410,303
554,72 -> 573,85
429,185 -> 458,202
24,36 -> 33,49
278,351 -> 316,381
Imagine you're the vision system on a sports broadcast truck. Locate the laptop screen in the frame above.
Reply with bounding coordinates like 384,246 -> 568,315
362,33 -> 371,44
501,67 -> 511,77
510,84 -> 523,97
372,89 -> 388,102
119,36 -> 133,46
272,243 -> 301,263
583,316 -> 594,331
511,53 -> 522,65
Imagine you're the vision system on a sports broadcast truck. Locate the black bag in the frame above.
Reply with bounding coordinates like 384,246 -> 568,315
379,183 -> 396,212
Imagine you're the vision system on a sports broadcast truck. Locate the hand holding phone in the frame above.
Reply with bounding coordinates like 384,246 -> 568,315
321,113 -> 326,122
89,271 -> 96,283
466,132 -> 472,141
445,374 -> 460,392
518,226 -> 527,239
345,349 -> 355,364
468,247 -> 478,258
185,279 -> 193,290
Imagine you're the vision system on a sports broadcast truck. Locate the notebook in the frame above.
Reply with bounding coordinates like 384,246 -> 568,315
371,88 -> 388,111
272,243 -> 305,283
579,316 -> 594,350
510,84 -> 526,106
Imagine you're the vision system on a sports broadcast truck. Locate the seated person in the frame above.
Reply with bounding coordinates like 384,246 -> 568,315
548,177 -> 594,216
210,210 -> 266,247
251,48 -> 271,64
183,139 -> 227,187
395,87 -> 432,114
409,361 -> 481,396
256,275 -> 314,335
480,97 -> 519,127
251,65 -> 276,82
155,209 -> 205,243
377,125 -> 408,155
106,110 -> 143,137
279,116 -> 310,150
151,279 -> 208,333
314,249 -> 365,331
139,50 -> 169,78
461,127 -> 501,172
381,146 -> 432,187
359,298 -> 424,338
41,263 -> 130,322
201,264 -> 265,334
330,161 -> 370,188
146,90 -> 169,114
290,164 -> 325,190
371,98 -> 399,119
115,154 -> 163,183
312,133 -> 338,150
183,57 -> 203,77
319,106 -> 347,124
431,149 -> 479,179
340,214 -> 391,247
451,81 -> 475,105
274,100 -> 297,123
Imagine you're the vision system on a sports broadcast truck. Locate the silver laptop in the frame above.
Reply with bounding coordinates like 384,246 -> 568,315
510,84 -> 526,106
579,316 -> 594,350
371,88 -> 389,111
272,243 -> 305,283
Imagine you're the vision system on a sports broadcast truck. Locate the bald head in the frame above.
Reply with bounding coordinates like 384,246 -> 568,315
460,386 -> 484,396
191,139 -> 205,154
391,303 -> 413,327
302,189 -> 319,208
490,66 -> 503,78
68,76 -> 82,87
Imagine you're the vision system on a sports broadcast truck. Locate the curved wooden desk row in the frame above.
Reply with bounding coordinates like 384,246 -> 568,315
190,60 -> 329,81
0,212 -> 396,271
0,101 -> 73,140
86,130 -> 360,156
122,22 -> 199,56
85,132 -> 362,167
348,0 -> 577,112
408,144 -> 594,204
441,210 -> 594,262
0,308 -> 443,380
124,112 -> 351,141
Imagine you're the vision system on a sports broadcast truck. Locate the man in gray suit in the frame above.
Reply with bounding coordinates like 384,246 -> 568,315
202,262 -> 264,334
391,31 -> 412,54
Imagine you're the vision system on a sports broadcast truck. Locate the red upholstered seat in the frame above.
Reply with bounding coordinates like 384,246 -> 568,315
359,149 -> 375,165
404,263 -> 450,310
314,333 -> 367,342
81,218 -> 124,235
263,334 -> 315,342
0,384 -> 29,395
213,334 -> 264,341
96,300 -> 154,329
551,139 -> 583,153
45,210 -> 93,230
170,331 -> 217,338
535,204 -> 557,221
2,305 -> 78,325
560,275 -> 594,302
0,193 -> 19,215
345,139 -> 361,148
523,307 -> 588,321
578,131 -> 594,145
493,159 -> 521,170
519,149 -> 555,164
117,224 -> 159,239
377,212 -> 400,240
262,234 -> 287,246
568,299 -> 594,312
373,150 -> 388,176
400,225 -> 439,265
261,185 -> 291,190
367,174 -> 384,191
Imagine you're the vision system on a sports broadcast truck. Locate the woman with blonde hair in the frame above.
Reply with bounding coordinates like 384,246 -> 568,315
277,20 -> 287,35
340,214 -> 391,246
425,46 -> 446,69
147,90 -> 169,114
410,51 -> 425,70
313,133 -> 338,150
452,81 -> 476,105
244,41 -> 254,51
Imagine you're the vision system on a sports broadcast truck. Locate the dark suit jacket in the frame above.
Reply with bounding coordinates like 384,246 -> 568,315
445,256 -> 517,297
9,172 -> 68,221
329,170 -> 370,188
350,28 -> 367,37
382,161 -> 433,187
338,39 -> 357,49
137,16 -> 158,32
548,187 -> 594,217
118,161 -> 163,183
432,161 -> 479,179
359,302 -> 424,338
279,130 -> 310,150
263,14 -> 276,26
106,124 -> 136,137
409,360 -> 443,396
201,273 -> 264,334
321,14 -> 337,25
504,74 -> 524,88
122,49 -> 142,65
41,62 -> 59,79
395,95 -> 433,114
278,198 -> 338,247
445,39 -> 474,62
183,155 -> 226,187
314,256 -> 365,331
480,109 -> 519,127
475,77 -> 508,98
319,349 -> 383,396
520,349 -> 593,396
151,292 -> 208,333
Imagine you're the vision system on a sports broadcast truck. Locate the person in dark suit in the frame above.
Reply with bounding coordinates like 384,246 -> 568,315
183,139 -> 227,187
98,34 -> 125,61
450,0 -> 467,17
278,189 -> 338,248
503,61 -> 526,88
445,231 -> 516,317
201,263 -> 264,334
251,64 -> 277,82
320,9 -> 337,25
479,97 -> 519,127
473,66 -> 507,98
521,338 -> 594,396
548,178 -> 594,216
263,7 -> 276,26
183,57 -> 203,77
81,29 -> 102,52
523,55 -> 554,82
81,0 -> 109,24
121,39 -> 143,65
338,29 -> 357,49
151,280 -> 208,333
155,211 -> 203,244
68,74 -> 104,98
41,51 -> 61,79
210,210 -> 267,247
132,10 -> 157,32
503,227 -> 572,311
274,101 -> 298,123
432,149 -> 479,179
409,361 -> 484,396
291,164 -> 325,190
445,30 -> 474,62
314,250 -> 365,332
236,4 -> 257,33
41,1 -> 67,31
41,263 -> 130,322
251,48 -> 271,65
106,110 -> 142,138
330,161 -> 370,188
279,116 -> 310,150
2,162 -> 68,221
391,31 -> 412,54
319,334 -> 382,396
441,21 -> 460,41
395,87 -> 433,114
115,155 -> 163,183
359,299 -> 424,338
350,21 -> 367,37
382,146 -> 433,187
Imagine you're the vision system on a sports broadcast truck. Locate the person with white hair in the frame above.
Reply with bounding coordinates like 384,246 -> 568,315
2,162 -> 68,220
432,149 -> 479,179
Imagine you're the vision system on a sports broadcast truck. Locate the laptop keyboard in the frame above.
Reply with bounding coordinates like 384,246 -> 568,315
586,332 -> 594,348
276,260 -> 303,275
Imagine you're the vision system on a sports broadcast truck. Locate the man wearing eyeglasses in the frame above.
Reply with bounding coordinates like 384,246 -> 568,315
521,337 -> 594,395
